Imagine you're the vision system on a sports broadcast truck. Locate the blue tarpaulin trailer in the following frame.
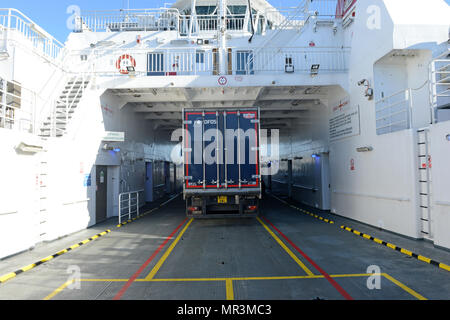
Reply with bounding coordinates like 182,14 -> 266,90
183,108 -> 261,217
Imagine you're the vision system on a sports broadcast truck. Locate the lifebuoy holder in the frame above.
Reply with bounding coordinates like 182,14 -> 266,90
116,54 -> 136,75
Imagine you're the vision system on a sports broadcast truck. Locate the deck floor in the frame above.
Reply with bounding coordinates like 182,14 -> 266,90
0,195 -> 449,300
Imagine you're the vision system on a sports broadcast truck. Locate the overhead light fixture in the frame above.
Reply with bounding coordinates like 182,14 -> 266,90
102,144 -> 121,152
15,142 -> 45,153
312,154 -> 320,158
356,146 -> 373,152
310,64 -> 320,76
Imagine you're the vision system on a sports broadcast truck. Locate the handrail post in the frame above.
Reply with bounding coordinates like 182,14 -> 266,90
119,194 -> 122,224
137,191 -> 140,216
408,88 -> 413,129
128,193 -> 131,221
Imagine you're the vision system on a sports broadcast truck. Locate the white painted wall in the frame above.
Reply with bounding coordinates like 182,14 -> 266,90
1,0 -> 450,260
430,121 -> 450,249
0,130 -> 42,258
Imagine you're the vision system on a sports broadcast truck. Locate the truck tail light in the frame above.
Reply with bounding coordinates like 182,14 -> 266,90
188,206 -> 199,212
247,205 -> 258,211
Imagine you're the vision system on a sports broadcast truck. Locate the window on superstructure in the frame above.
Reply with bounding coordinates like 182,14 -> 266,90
196,50 -> 205,64
195,6 -> 217,15
0,79 -> 21,129
236,51 -> 254,75
227,5 -> 247,30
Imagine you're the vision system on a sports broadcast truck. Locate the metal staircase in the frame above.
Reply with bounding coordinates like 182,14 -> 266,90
244,0 -> 310,74
39,75 -> 90,138
429,48 -> 450,123
417,128 -> 432,240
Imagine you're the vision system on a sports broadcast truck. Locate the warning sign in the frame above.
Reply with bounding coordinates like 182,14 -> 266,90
329,99 -> 360,141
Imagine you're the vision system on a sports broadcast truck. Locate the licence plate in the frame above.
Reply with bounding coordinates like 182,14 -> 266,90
218,196 -> 228,204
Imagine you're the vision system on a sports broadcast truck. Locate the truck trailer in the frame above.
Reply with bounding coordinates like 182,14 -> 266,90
183,108 -> 261,217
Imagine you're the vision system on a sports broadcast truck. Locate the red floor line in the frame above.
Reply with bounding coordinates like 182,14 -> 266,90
113,217 -> 188,300
262,216 -> 354,301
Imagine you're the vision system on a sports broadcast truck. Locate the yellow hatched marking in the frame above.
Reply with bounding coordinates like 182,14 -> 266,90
400,248 -> 413,256
145,218 -> 194,280
387,243 -> 397,250
418,256 -> 431,264
439,263 -> 450,272
226,279 -> 234,300
21,264 -> 36,272
382,273 -> 427,300
256,217 -> 314,276
0,272 -> 16,283
41,256 -> 54,262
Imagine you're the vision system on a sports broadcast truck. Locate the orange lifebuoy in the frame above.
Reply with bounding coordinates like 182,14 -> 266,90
116,54 -> 136,74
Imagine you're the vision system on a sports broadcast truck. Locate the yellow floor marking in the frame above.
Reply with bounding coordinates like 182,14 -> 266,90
46,273 -> 427,300
382,273 -> 427,300
0,272 -> 16,283
226,279 -> 234,300
400,248 -> 413,256
144,218 -> 194,280
418,256 -> 431,264
21,264 -> 36,272
81,279 -> 128,282
41,256 -> 54,262
439,263 -> 450,272
43,280 -> 74,300
256,217 -> 314,276
330,273 -> 373,278
136,275 -> 325,282
387,243 -> 397,250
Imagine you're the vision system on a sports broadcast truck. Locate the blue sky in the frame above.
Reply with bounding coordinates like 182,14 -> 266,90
6,0 -> 450,43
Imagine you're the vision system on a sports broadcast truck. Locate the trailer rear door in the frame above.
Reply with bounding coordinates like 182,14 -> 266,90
184,109 -> 259,190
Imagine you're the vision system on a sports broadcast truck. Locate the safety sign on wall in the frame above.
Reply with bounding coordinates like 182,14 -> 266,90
329,99 -> 361,141
84,174 -> 92,187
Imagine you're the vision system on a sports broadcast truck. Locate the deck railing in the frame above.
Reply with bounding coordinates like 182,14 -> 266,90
77,46 -> 349,78
75,0 -> 341,35
75,8 -> 180,32
0,8 -> 64,62
375,89 -> 413,135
